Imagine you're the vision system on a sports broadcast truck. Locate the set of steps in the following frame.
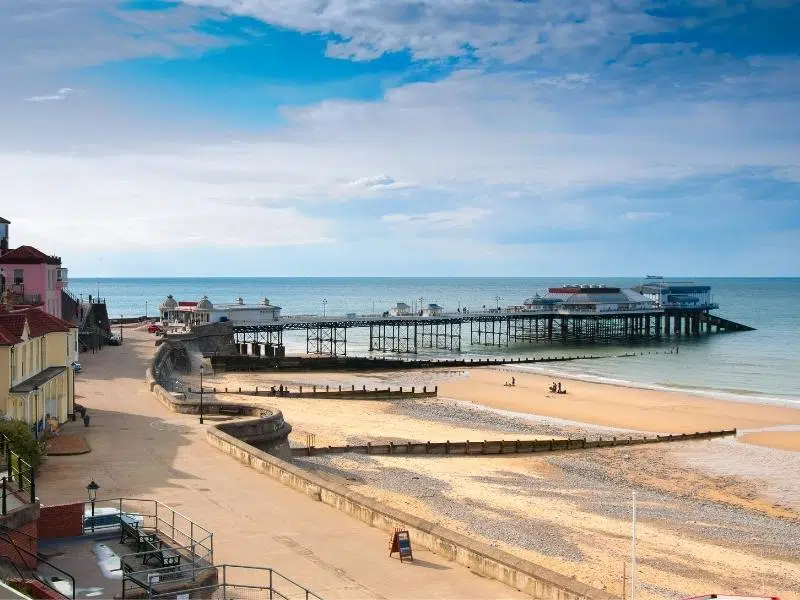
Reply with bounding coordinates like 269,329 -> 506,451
699,312 -> 755,332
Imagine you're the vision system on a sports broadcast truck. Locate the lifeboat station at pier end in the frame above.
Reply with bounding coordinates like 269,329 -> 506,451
154,281 -> 753,357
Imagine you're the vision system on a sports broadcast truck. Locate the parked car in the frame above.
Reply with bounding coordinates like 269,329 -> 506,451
83,507 -> 144,531
147,324 -> 164,334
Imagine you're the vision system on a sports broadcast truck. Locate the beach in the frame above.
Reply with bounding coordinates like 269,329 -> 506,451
198,363 -> 800,599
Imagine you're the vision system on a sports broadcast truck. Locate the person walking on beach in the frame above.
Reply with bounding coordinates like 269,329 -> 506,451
511,377 -> 515,387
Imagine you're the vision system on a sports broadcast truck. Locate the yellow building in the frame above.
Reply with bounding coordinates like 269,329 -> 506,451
0,306 -> 78,435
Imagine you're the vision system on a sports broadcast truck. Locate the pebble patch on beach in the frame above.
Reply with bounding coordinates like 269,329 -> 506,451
296,453 -> 587,562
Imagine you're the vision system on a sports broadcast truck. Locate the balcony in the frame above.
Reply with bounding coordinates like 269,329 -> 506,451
56,268 -> 68,288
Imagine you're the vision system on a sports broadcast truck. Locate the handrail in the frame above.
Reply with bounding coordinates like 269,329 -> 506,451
0,530 -> 75,600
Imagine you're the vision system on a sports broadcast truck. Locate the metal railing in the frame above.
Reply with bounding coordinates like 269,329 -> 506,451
0,528 -> 76,600
0,434 -> 36,513
138,564 -> 324,600
85,498 -> 213,563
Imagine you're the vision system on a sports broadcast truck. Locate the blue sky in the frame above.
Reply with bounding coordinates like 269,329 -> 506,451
1,0 -> 798,276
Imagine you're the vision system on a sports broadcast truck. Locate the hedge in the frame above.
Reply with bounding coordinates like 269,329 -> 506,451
0,419 -> 43,468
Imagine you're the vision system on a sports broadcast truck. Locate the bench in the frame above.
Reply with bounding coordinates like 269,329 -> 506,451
218,405 -> 244,416
141,537 -> 181,569
120,516 -> 140,545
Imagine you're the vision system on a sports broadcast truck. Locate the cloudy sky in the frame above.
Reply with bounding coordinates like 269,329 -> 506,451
2,0 -> 798,277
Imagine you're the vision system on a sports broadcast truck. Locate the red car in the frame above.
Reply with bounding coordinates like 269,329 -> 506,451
147,324 -> 164,334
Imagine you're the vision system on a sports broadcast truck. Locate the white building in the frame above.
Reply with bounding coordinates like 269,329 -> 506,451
389,302 -> 411,316
635,282 -> 716,310
208,297 -> 282,324
422,303 -> 443,317
164,295 -> 282,327
524,285 -> 658,314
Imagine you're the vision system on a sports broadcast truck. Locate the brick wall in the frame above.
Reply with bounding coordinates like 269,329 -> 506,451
0,520 -> 38,569
38,503 -> 83,539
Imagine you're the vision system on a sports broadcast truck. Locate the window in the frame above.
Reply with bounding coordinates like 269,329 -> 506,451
13,269 -> 23,285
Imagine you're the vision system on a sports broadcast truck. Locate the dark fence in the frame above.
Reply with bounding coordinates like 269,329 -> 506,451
292,429 -> 737,457
0,435 -> 36,514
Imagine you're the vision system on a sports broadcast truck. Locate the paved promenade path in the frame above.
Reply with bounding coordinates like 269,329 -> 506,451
37,328 -> 527,599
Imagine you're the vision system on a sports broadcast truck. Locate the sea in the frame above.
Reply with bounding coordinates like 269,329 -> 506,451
70,277 -> 800,408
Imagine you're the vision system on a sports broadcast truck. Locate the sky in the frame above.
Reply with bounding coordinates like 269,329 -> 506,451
1,0 -> 799,277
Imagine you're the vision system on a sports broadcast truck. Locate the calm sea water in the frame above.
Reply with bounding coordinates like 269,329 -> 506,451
70,277 -> 800,406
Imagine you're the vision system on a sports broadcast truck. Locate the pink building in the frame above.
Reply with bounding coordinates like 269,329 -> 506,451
0,217 -> 68,318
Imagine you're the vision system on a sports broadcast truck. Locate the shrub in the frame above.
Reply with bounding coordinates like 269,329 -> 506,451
0,419 -> 43,468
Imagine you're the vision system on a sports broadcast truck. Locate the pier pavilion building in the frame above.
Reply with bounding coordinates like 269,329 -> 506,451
162,296 -> 281,327
523,285 -> 658,314
634,281 -> 717,310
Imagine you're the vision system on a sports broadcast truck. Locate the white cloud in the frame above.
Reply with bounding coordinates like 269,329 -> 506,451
181,0 -> 659,65
348,174 -> 396,188
26,87 -> 74,102
381,207 -> 491,231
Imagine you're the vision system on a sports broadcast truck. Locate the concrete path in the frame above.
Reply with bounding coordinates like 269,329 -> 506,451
36,328 -> 527,599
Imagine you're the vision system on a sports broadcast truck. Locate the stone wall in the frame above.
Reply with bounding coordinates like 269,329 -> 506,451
166,321 -> 236,355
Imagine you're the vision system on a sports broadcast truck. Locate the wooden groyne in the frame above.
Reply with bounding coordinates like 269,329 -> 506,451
292,429 -> 737,458
188,384 -> 438,400
210,352 -> 640,373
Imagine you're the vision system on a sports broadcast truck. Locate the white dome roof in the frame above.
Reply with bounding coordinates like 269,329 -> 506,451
159,294 -> 177,310
197,295 -> 213,310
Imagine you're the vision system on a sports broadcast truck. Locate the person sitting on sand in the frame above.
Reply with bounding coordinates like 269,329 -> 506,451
549,383 -> 557,393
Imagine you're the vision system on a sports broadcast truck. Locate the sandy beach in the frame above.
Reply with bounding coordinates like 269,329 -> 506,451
195,361 -> 800,599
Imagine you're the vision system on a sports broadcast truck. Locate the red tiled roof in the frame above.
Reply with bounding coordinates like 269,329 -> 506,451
178,301 -> 198,307
0,314 -> 26,345
0,324 -> 22,345
0,307 -> 73,345
14,307 -> 72,336
0,245 -> 61,265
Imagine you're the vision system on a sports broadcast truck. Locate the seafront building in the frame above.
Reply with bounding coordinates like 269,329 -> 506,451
0,304 -> 79,433
0,217 -> 69,319
160,295 -> 282,326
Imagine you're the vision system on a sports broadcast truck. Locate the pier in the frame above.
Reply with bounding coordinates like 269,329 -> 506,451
161,282 -> 754,356
230,307 -> 752,356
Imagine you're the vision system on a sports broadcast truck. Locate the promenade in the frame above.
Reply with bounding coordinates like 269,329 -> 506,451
36,328 -> 527,599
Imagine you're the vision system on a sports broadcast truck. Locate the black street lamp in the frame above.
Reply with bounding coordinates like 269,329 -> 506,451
322,298 -> 327,317
87,480 -> 99,532
119,315 -> 123,343
199,365 -> 205,424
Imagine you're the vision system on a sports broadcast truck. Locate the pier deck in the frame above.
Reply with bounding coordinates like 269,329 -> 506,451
229,307 -> 753,356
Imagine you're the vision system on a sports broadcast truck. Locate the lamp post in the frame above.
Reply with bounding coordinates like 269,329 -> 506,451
87,480 -> 99,533
199,365 -> 205,425
322,298 -> 327,317
495,295 -> 502,310
145,300 -> 148,320
419,297 -> 424,315
119,315 -> 123,343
